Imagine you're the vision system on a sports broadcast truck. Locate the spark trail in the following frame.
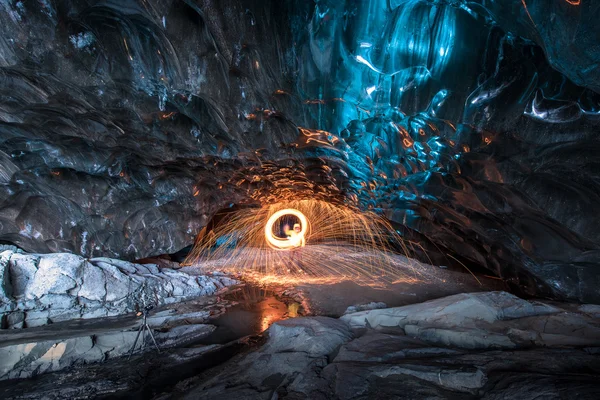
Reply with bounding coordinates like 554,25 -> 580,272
183,200 -> 431,286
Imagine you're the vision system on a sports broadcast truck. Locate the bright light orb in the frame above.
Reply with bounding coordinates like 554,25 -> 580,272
264,208 -> 308,250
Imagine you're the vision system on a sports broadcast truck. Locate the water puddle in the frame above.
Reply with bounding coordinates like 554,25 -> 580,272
196,284 -> 301,345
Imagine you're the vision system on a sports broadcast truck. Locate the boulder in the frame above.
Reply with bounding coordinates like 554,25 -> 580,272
6,253 -> 39,298
77,261 -> 107,302
0,251 -> 236,329
341,292 -> 561,330
341,291 -> 599,350
265,317 -> 352,357
26,254 -> 82,299
178,293 -> 600,400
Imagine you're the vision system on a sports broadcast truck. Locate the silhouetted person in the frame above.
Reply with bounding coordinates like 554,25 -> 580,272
284,223 -> 305,265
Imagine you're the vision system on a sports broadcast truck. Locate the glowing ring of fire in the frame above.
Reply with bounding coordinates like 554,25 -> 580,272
264,208 -> 308,250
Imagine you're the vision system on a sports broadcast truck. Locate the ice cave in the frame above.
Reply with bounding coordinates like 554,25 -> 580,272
1,0 -> 599,398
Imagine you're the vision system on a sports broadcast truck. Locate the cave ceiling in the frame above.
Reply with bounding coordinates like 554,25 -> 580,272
0,0 -> 599,301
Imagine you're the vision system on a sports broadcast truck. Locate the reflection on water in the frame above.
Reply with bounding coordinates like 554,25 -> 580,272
287,302 -> 300,318
197,285 -> 298,345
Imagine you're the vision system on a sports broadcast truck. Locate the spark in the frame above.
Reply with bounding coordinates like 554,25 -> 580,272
520,0 -> 537,29
123,38 -> 133,60
264,208 -> 308,250
183,200 -> 431,286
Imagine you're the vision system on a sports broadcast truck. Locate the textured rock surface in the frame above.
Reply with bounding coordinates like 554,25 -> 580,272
0,287 -> 240,383
0,284 -> 287,397
0,0 -> 599,303
179,315 -> 354,400
1,290 -> 599,399
343,301 -> 387,315
0,323 -> 215,381
0,341 -> 227,400
263,317 -> 352,357
173,291 -> 600,399
0,0 -> 301,261
0,250 -> 236,328
341,291 -> 600,349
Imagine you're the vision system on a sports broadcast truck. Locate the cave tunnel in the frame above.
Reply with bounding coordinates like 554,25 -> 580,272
1,0 -> 600,398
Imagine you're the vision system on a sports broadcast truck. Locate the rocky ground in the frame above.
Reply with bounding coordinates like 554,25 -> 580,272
1,249 -> 599,399
0,248 -> 239,383
1,290 -> 599,399
0,285 -> 288,399
0,249 -> 237,329
165,291 -> 600,400
0,295 -> 228,381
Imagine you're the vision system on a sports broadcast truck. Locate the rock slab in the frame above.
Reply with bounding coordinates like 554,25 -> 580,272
0,250 -> 236,329
177,291 -> 600,400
